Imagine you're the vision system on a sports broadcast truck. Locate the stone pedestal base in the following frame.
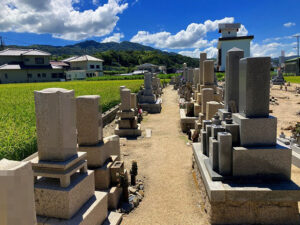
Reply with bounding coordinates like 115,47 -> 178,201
180,109 -> 197,133
37,191 -> 108,225
192,143 -> 300,225
139,98 -> 162,113
78,135 -> 120,168
114,124 -> 142,137
34,171 -> 95,219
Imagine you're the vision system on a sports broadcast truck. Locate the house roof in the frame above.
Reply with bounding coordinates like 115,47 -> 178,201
63,55 -> 103,62
285,57 -> 300,63
0,64 -> 21,70
0,63 -> 63,70
138,63 -> 158,67
50,61 -> 69,67
0,48 -> 51,56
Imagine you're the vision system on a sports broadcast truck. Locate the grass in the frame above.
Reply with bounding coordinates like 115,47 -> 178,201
0,80 -> 143,161
86,73 -> 179,81
284,76 -> 300,84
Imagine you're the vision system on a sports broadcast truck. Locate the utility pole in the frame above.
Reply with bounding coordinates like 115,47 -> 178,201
0,36 -> 4,50
293,34 -> 300,58
293,34 -> 300,75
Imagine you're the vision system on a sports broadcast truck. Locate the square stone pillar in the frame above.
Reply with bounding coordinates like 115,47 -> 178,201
199,53 -> 207,85
76,95 -> 102,145
218,132 -> 232,176
120,88 -> 131,111
225,48 -> 244,112
194,68 -> 200,85
130,93 -> 137,110
203,60 -> 215,85
239,57 -> 271,118
0,159 -> 37,225
144,73 -> 152,89
34,88 -> 77,161
201,88 -> 214,115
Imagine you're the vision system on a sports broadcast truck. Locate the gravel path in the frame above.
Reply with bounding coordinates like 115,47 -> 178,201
120,85 -> 209,225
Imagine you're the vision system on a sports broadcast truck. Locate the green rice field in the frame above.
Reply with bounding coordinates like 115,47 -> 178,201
0,80 -> 143,161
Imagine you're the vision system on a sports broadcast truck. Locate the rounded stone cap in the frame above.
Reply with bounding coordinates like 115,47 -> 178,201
77,95 -> 100,100
0,159 -> 28,170
35,88 -> 73,94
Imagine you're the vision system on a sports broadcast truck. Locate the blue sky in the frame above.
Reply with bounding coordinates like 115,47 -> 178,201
0,0 -> 299,58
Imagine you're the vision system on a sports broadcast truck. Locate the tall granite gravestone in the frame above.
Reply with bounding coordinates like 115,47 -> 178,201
0,159 -> 37,225
192,57 -> 300,225
31,88 -> 108,224
219,48 -> 244,120
199,53 -> 207,86
138,73 -> 162,113
116,88 -> 142,136
77,95 -> 125,211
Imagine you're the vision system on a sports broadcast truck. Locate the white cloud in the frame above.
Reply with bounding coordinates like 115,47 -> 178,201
237,24 -> 248,36
179,46 -> 218,59
0,0 -> 128,41
130,17 -> 235,49
92,0 -> 99,5
251,42 -> 297,58
101,33 -> 124,43
284,22 -> 296,28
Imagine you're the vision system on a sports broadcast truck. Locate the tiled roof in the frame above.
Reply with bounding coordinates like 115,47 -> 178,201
0,64 -> 21,70
0,48 -> 51,56
64,55 -> 103,62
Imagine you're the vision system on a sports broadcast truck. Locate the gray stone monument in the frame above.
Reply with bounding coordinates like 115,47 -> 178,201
138,73 -> 162,113
30,88 -> 109,224
192,56 -> 300,225
115,88 -> 142,137
77,95 -> 125,210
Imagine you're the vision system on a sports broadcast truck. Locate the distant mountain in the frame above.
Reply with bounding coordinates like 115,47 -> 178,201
7,40 -> 159,56
5,40 -> 199,69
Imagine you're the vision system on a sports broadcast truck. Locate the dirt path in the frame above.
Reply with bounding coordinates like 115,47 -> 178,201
120,85 -> 209,225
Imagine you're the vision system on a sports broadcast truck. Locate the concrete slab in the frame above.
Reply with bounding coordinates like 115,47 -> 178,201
37,191 -> 108,225
192,143 -> 300,202
103,212 -> 122,225
31,152 -> 87,171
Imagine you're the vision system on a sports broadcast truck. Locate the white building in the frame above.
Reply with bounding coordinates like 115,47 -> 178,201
63,55 -> 104,80
217,23 -> 254,71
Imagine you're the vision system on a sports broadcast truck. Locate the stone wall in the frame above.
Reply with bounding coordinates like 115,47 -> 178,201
102,104 -> 120,127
